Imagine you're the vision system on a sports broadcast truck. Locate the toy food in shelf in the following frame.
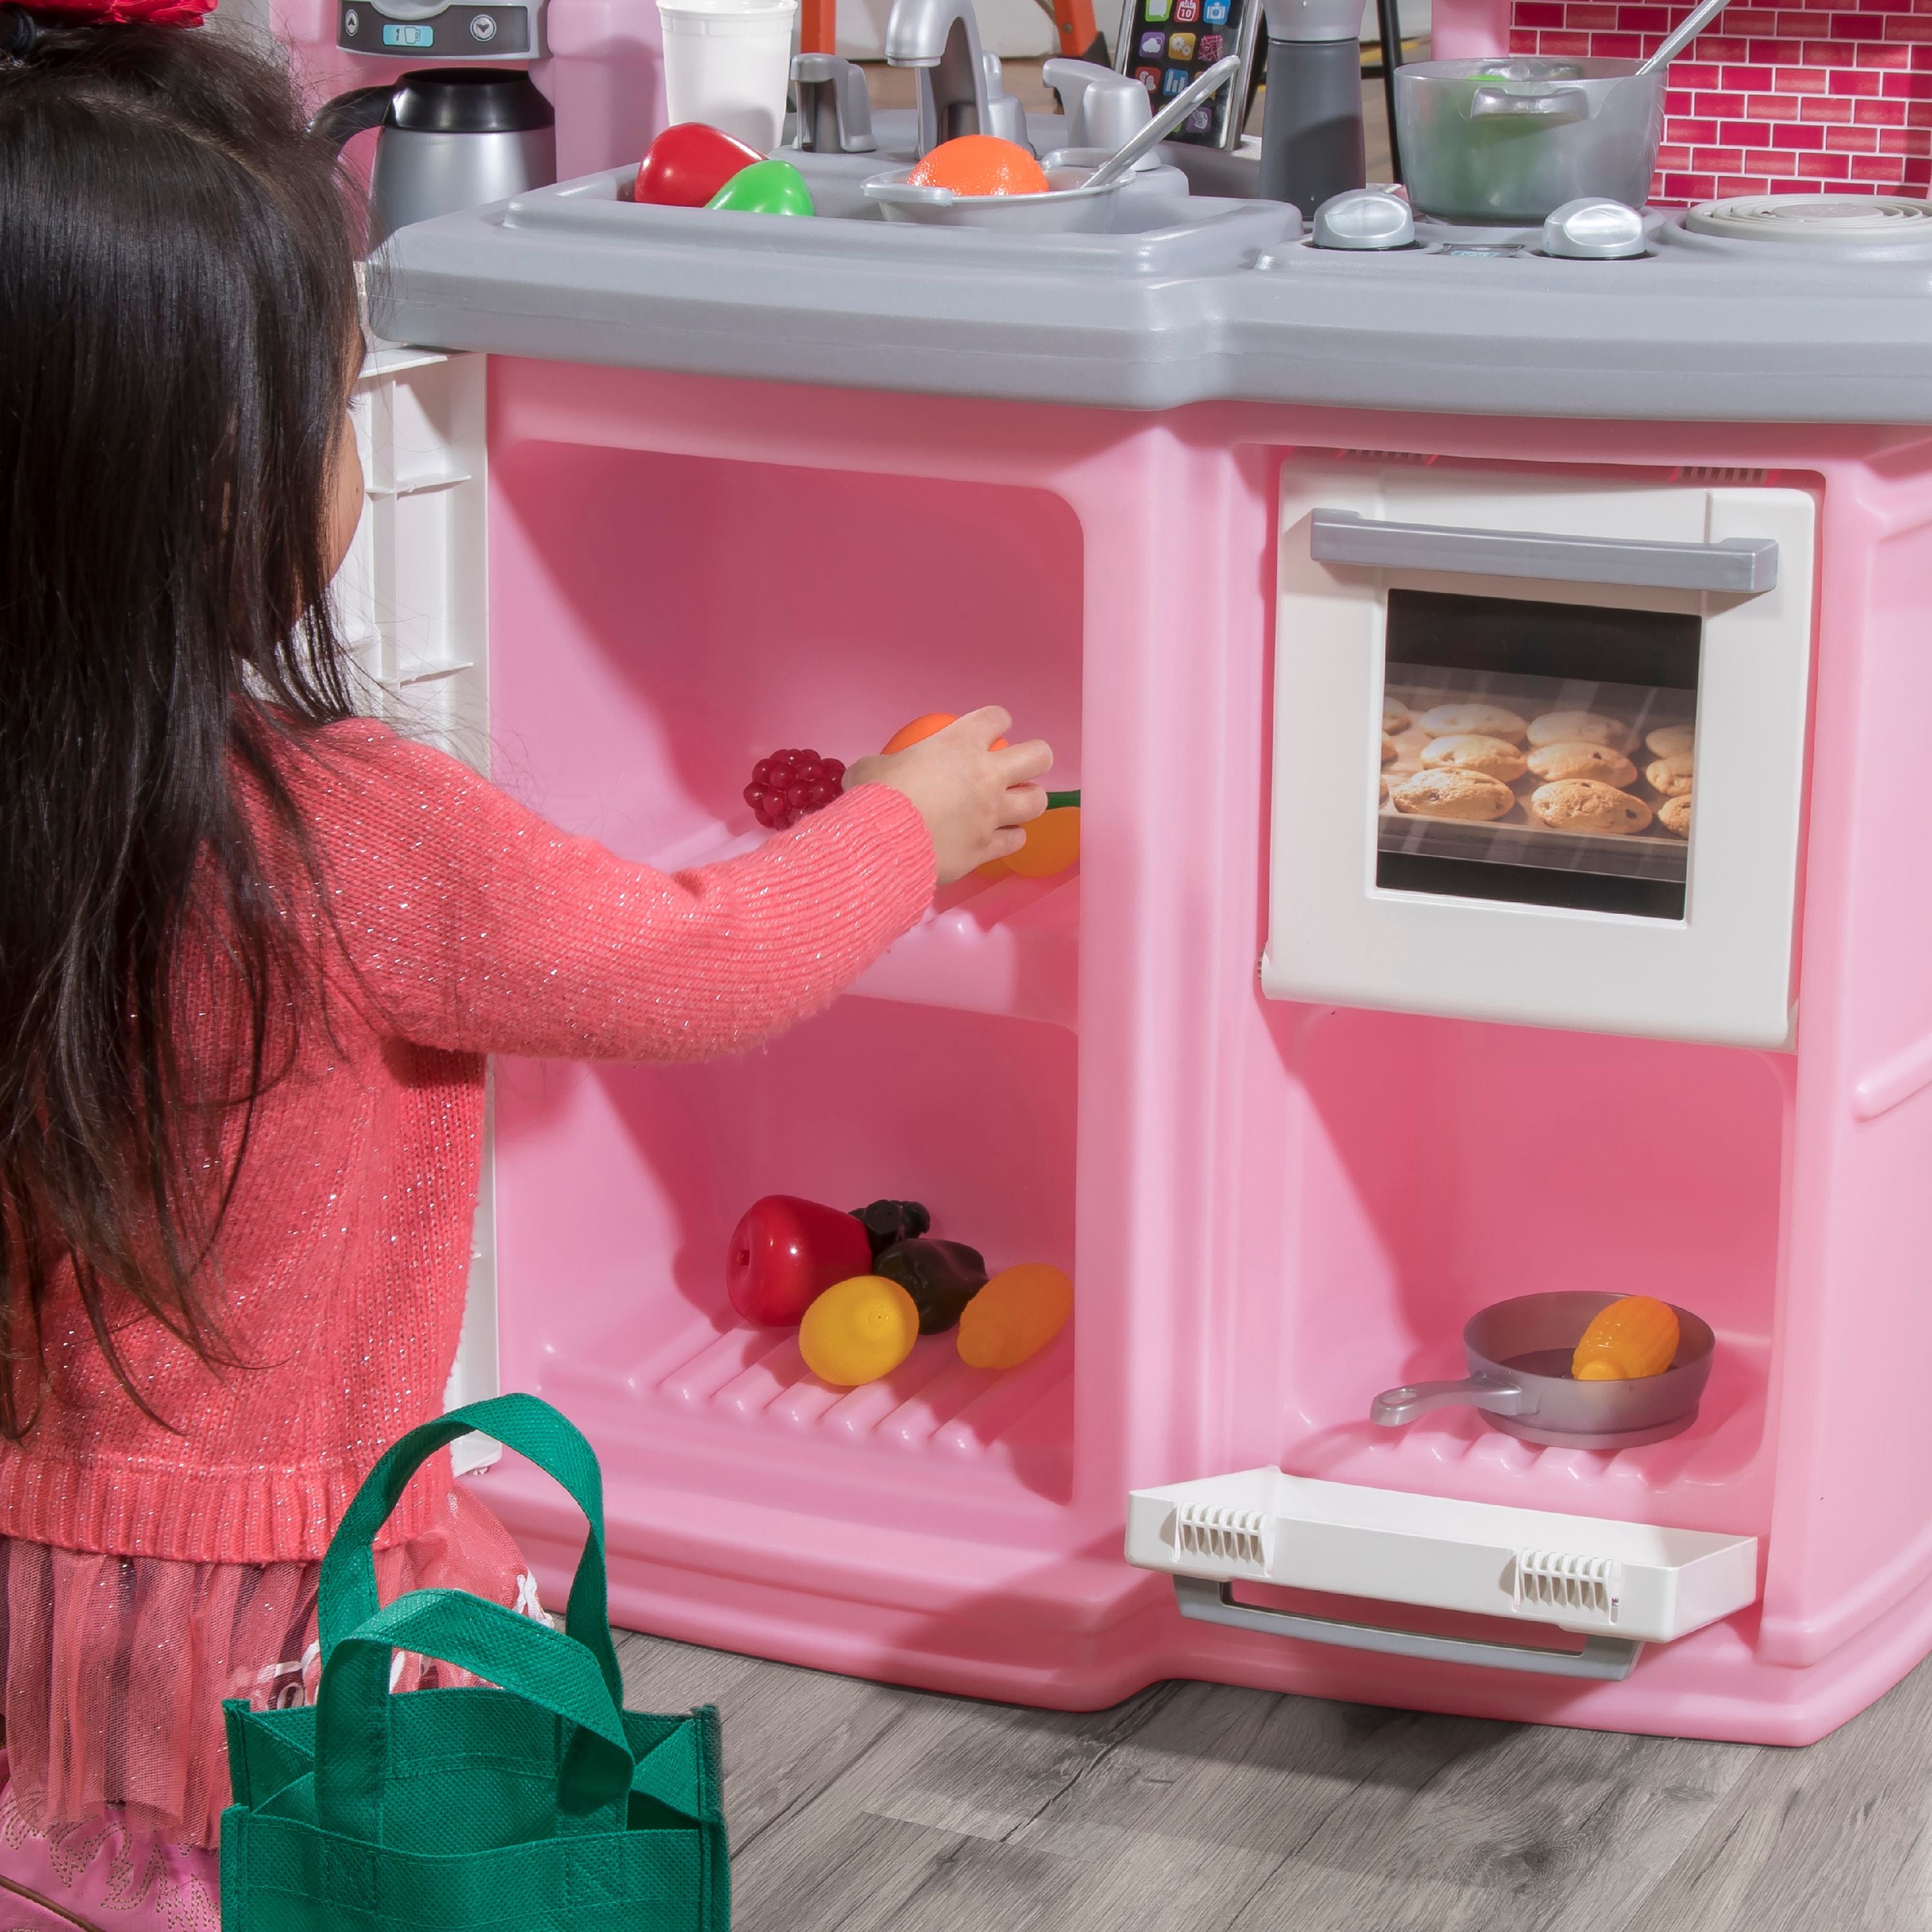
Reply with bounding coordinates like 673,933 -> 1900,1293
635,122 -> 761,208
978,788 -> 1080,880
799,1274 -> 920,1385
1571,1295 -> 1681,1381
850,1198 -> 932,1262
706,158 -> 815,216
726,1195 -> 875,1325
905,135 -> 1050,198
745,748 -> 846,829
1004,802 -> 1080,878
958,1264 -> 1074,1369
881,712 -> 1007,754
875,1237 -> 989,1334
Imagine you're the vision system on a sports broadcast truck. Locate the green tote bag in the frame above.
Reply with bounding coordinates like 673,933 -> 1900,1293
220,1392 -> 730,1931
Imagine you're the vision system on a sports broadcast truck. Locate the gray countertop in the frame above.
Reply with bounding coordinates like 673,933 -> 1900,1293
373,123 -> 1932,424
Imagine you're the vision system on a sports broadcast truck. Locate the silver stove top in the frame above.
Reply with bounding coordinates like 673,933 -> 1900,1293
1303,192 -> 1932,265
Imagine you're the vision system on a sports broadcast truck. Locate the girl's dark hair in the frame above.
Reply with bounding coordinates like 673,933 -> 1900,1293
0,15 -> 361,1436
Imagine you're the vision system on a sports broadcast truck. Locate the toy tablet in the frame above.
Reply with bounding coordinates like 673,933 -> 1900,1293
1112,0 -> 1262,149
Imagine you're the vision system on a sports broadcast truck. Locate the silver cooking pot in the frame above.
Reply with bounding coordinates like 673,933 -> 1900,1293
1394,56 -> 1665,227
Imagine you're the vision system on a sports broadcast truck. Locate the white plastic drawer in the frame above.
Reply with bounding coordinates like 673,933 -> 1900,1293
1127,1467 -> 1757,1656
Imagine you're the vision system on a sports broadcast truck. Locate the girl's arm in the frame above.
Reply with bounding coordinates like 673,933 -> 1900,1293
289,723 -> 935,1061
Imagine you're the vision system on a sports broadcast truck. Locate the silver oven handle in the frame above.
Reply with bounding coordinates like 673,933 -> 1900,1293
1310,508 -> 1779,594
1172,1575 -> 1644,1680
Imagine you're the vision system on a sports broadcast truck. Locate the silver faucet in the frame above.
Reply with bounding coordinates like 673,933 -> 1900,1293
884,0 -> 993,155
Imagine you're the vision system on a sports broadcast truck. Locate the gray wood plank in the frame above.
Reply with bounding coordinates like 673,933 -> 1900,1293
1619,1656 -> 1932,1932
609,1625 -> 1932,1932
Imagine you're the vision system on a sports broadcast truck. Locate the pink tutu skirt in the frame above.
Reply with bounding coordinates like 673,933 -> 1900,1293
0,1483 -> 540,1927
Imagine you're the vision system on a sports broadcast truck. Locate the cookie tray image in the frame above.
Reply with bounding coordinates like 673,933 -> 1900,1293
1376,808 -> 1689,884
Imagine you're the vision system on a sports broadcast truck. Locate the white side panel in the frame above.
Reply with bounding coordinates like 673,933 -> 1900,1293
1261,466 -> 1815,1049
1126,1466 -> 1759,1645
339,351 -> 498,1459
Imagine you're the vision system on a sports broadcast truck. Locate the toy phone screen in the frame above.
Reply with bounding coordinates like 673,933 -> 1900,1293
1114,0 -> 1249,146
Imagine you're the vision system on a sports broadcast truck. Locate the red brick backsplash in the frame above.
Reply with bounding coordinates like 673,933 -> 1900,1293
1508,0 -> 1932,198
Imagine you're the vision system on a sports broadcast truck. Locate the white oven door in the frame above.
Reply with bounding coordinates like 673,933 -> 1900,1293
1261,463 -> 1815,1048
1126,1468 -> 1759,1679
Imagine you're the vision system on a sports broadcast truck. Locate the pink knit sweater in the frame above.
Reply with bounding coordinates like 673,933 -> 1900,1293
0,722 -> 935,1565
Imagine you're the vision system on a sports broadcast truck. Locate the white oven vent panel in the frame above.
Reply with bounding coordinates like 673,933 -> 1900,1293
1175,1501 -> 1276,1572
1260,463 -> 1816,1050
1125,1467 -> 1758,1647
1514,1549 -> 1620,1620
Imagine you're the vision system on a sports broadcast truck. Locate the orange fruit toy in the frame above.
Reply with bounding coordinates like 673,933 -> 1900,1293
881,712 -> 1007,754
905,135 -> 1050,198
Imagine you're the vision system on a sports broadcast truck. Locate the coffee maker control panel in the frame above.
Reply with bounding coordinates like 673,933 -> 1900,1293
337,0 -> 544,59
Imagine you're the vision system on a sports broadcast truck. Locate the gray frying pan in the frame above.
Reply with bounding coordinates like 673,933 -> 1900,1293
1370,1291 -> 1714,1450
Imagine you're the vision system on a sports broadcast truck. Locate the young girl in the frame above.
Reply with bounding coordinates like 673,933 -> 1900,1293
0,8 -> 1048,1925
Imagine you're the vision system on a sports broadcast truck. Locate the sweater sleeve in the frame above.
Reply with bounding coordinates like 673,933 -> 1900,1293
287,724 -> 936,1061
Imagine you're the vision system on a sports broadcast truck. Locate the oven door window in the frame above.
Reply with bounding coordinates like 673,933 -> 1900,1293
1378,589 -> 1700,921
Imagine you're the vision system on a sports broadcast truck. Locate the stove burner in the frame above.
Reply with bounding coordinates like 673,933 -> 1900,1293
1684,194 -> 1932,243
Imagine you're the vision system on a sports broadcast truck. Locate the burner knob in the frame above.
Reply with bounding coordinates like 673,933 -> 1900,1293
1311,187 -> 1414,251
1541,197 -> 1647,259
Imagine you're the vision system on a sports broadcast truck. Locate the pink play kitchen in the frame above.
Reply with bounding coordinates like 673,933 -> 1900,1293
348,0 -> 1932,1747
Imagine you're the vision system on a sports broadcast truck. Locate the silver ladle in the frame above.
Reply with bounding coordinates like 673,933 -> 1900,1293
1636,0 -> 1734,75
1083,54 -> 1244,189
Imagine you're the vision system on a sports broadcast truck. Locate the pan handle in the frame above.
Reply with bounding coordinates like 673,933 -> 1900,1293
1469,83 -> 1591,121
1370,1373 -> 1530,1426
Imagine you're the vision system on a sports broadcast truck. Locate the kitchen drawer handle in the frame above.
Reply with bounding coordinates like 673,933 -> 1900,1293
1309,508 -> 1779,594
1171,1575 -> 1645,1680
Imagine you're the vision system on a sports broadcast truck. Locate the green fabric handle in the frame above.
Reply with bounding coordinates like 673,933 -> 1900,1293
315,1588 -> 635,1847
317,1394 -> 622,1707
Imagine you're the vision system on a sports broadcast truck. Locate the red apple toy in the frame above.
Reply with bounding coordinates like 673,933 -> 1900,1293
634,122 -> 762,209
726,1195 -> 875,1326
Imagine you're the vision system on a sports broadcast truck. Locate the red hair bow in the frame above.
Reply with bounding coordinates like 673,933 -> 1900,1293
18,0 -> 214,24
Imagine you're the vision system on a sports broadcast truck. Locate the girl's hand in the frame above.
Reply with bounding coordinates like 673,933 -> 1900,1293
845,706 -> 1052,886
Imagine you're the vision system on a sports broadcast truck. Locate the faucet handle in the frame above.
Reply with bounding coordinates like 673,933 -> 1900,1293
980,53 -> 1032,150
1041,56 -> 1152,153
790,53 -> 878,152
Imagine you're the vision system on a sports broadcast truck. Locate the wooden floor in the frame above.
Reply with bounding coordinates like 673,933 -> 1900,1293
614,1625 -> 1932,1932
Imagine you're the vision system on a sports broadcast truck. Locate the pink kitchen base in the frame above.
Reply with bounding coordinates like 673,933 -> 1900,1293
459,359 -> 1932,1747
1429,0 -> 1932,201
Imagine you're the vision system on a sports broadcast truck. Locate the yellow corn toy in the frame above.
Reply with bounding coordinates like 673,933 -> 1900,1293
958,1264 -> 1074,1370
1571,1295 -> 1680,1381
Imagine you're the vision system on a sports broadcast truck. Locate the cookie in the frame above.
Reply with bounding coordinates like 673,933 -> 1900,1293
1382,732 -> 1398,765
1383,698 -> 1411,734
1420,734 -> 1528,783
1526,711 -> 1639,755
1645,724 -> 1694,759
1658,794 -> 1691,838
1389,769 -> 1515,822
1645,751 -> 1694,799
1415,703 -> 1528,744
1526,741 -> 1638,789
1529,779 -> 1653,836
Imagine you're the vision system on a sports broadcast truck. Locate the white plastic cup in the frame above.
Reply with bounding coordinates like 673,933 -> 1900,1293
658,0 -> 800,157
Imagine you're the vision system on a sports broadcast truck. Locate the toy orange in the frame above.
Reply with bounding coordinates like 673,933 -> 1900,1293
880,712 -> 1007,754
905,135 -> 1050,198
1005,804 -> 1080,878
